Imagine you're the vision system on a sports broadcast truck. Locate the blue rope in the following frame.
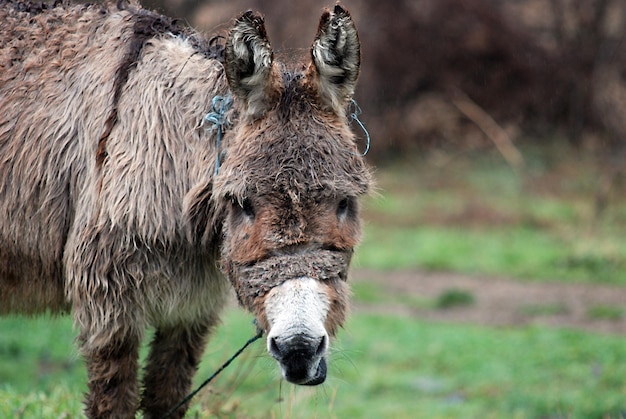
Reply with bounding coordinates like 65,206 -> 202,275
348,99 -> 370,157
202,94 -> 232,175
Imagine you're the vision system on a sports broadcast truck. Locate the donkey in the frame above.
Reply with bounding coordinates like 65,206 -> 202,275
0,1 -> 370,417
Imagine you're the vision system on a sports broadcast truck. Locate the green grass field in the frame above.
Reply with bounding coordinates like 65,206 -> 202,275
358,146 -> 626,284
1,144 -> 625,418
2,310 -> 626,418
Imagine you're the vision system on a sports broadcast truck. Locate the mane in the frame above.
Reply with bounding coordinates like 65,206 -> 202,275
0,0 -> 225,60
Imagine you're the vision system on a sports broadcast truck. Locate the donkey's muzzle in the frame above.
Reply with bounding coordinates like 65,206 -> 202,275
269,334 -> 328,385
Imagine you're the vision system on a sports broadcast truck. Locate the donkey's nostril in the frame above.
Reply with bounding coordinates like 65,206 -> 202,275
269,337 -> 282,359
315,335 -> 327,357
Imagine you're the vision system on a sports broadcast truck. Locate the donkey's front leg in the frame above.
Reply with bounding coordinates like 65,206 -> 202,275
81,329 -> 142,418
140,320 -> 215,418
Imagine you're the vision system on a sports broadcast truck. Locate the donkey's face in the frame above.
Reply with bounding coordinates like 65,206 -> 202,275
215,6 -> 370,386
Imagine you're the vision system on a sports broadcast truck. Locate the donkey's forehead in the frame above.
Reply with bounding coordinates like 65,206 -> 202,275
273,70 -> 316,119
216,122 -> 369,200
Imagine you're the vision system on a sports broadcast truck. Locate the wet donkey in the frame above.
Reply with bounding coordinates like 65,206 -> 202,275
0,1 -> 371,417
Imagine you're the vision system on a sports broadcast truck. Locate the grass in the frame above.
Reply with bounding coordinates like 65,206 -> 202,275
1,309 -> 626,418
586,305 -> 625,321
358,145 -> 626,284
435,289 -> 476,308
0,316 -> 85,395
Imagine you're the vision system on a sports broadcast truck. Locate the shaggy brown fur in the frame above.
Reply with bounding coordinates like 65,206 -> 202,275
0,1 -> 370,417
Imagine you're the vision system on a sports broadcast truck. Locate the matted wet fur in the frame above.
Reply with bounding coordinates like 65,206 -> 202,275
0,0 -> 370,417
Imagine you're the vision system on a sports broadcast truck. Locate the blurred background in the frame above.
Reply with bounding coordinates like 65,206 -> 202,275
2,0 -> 626,418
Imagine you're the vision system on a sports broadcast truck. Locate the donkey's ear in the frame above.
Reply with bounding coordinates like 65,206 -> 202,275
309,5 -> 360,116
225,11 -> 279,118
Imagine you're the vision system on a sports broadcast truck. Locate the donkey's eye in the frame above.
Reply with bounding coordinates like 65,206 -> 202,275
231,197 -> 255,220
337,197 -> 350,218
241,198 -> 255,219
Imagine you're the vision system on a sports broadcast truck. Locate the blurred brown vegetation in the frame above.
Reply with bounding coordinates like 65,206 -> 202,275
140,0 -> 625,165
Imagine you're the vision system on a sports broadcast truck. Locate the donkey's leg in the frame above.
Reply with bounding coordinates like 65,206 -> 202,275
79,324 -> 142,418
140,319 -> 216,418
69,270 -> 144,418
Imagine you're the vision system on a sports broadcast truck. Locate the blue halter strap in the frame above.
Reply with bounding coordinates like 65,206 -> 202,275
202,94 -> 233,175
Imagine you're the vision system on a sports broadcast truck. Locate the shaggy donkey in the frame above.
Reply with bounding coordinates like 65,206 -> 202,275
0,0 -> 370,417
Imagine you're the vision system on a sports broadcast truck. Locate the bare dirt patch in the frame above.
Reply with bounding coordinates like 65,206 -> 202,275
353,269 -> 626,335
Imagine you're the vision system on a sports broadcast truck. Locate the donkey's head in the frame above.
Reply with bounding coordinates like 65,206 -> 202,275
215,5 -> 370,386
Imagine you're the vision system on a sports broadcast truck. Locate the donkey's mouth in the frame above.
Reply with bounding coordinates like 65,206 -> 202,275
300,357 -> 327,386
282,356 -> 327,386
